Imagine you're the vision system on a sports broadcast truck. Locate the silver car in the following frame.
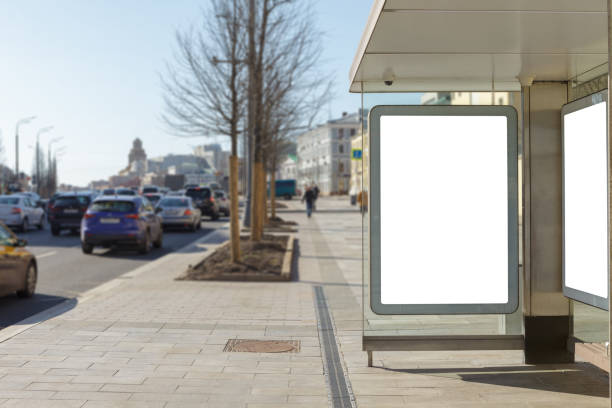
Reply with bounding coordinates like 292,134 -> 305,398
156,197 -> 201,232
213,190 -> 230,216
0,195 -> 45,232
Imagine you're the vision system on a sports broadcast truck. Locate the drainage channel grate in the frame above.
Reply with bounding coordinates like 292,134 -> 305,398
313,285 -> 355,408
223,339 -> 300,353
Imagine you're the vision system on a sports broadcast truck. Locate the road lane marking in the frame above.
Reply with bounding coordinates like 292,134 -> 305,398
36,251 -> 57,259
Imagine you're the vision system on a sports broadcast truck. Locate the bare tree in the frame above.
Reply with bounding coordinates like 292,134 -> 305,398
249,0 -> 332,235
162,0 -> 246,262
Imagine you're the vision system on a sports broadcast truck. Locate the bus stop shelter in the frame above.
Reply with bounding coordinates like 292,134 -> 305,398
350,0 -> 612,400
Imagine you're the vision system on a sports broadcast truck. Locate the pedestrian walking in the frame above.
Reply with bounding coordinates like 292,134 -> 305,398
302,186 -> 316,218
312,184 -> 320,212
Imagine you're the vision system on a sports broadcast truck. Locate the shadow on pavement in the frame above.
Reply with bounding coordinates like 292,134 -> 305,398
91,228 -> 220,259
383,364 -> 609,398
16,229 -> 81,249
291,238 -> 300,281
278,209 -> 360,214
0,293 -> 75,329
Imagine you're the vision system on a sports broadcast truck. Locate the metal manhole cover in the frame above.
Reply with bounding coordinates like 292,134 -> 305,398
224,339 -> 300,353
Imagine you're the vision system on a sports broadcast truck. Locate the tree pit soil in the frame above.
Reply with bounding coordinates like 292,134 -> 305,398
178,235 -> 290,281
270,201 -> 288,209
268,216 -> 297,227
241,216 -> 297,233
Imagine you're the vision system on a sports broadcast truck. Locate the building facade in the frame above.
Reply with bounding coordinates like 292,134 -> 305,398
277,154 -> 297,181
297,112 -> 361,195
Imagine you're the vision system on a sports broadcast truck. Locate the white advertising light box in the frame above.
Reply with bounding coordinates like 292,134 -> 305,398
562,91 -> 609,310
369,106 -> 519,315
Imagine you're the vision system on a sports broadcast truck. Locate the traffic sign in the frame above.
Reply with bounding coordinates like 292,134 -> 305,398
351,148 -> 362,160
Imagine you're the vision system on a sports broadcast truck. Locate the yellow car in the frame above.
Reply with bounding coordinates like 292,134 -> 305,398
0,222 -> 37,298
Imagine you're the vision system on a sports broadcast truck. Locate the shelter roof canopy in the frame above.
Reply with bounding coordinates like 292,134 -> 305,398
350,0 -> 608,92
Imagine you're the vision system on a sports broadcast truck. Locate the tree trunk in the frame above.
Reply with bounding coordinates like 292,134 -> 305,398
270,168 -> 276,220
229,155 -> 241,262
260,163 -> 267,226
263,169 -> 269,225
250,161 -> 264,241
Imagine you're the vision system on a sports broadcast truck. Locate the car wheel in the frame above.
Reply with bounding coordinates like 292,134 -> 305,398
51,225 -> 60,236
153,229 -> 163,248
17,263 -> 37,298
139,231 -> 151,254
211,213 -> 219,221
81,243 -> 94,254
20,218 -> 29,233
37,215 -> 45,230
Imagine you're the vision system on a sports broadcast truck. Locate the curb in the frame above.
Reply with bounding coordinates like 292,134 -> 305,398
0,225 -> 229,344
281,235 -> 295,280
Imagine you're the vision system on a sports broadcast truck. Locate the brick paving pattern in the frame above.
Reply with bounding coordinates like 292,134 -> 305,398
0,197 -> 607,407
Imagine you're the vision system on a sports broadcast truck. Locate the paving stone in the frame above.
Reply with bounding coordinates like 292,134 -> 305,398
0,197 -> 605,407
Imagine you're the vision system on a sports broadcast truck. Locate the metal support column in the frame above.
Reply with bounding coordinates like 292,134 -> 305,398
522,81 -> 571,364
606,0 -> 612,400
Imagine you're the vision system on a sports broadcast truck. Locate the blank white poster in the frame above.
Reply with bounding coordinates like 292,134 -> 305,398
563,102 -> 608,299
380,115 -> 509,304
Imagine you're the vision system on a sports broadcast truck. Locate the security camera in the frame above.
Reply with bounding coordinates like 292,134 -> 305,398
383,68 -> 394,86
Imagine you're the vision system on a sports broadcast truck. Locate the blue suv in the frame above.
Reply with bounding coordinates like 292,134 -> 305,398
80,195 -> 163,254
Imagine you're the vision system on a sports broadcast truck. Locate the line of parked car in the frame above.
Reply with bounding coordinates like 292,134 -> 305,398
0,184 -> 231,256
0,184 -> 232,300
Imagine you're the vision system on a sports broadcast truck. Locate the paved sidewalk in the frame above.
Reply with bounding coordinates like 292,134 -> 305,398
0,196 -> 608,407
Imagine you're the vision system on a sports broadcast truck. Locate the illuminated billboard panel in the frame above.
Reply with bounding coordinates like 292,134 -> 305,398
562,91 -> 609,310
369,105 -> 519,315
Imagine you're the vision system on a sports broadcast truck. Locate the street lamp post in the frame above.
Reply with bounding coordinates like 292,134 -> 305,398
48,137 -> 63,195
54,149 -> 67,190
35,126 -> 53,195
15,116 -> 36,182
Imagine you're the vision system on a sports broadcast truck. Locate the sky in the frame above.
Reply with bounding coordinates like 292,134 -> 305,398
0,0 -> 380,186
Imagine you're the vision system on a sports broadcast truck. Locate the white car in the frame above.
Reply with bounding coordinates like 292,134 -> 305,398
213,190 -> 230,216
0,195 -> 45,232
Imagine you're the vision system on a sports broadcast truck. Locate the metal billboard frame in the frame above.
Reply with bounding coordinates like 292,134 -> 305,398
369,105 -> 519,315
561,89 -> 609,311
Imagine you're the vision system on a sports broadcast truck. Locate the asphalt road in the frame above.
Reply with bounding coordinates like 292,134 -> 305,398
0,217 -> 226,329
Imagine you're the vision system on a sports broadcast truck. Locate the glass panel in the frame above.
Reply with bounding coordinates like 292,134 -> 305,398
361,91 -> 523,338
565,71 -> 609,345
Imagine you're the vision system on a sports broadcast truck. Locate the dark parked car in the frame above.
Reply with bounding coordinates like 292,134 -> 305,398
144,193 -> 162,206
48,192 -> 95,236
185,186 -> 219,220
142,186 -> 160,194
115,188 -> 136,196
80,196 -> 163,254
102,188 -> 115,195
0,222 -> 37,298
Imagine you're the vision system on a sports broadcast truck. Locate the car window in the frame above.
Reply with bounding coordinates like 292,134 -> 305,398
90,201 -> 135,213
0,197 -> 19,205
159,198 -> 190,207
54,197 -> 79,207
185,188 -> 210,200
76,196 -> 91,206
